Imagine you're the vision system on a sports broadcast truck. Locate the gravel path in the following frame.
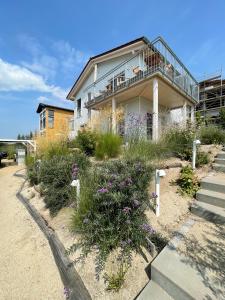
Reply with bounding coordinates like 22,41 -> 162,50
0,165 -> 64,300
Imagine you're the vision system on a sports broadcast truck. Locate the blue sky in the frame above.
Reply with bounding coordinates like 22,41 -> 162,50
0,0 -> 225,138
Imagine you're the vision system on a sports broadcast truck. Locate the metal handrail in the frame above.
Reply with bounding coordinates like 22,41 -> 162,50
84,38 -> 198,108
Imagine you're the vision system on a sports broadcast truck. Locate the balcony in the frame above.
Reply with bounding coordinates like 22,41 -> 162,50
85,37 -> 198,108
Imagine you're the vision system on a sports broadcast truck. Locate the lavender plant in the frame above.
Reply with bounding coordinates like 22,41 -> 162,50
67,159 -> 166,290
39,152 -> 89,215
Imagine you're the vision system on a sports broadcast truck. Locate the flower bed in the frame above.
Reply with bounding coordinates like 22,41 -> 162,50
68,159 -> 167,290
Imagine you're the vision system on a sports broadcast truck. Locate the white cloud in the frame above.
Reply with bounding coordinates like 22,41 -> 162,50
18,34 -> 42,57
17,34 -> 90,80
36,95 -> 73,109
0,58 -> 66,99
22,55 -> 58,80
52,40 -> 90,72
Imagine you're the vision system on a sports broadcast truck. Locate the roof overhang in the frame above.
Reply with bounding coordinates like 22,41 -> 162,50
66,37 -> 150,101
36,103 -> 74,113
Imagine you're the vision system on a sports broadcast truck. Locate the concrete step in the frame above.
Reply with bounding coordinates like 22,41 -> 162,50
217,152 -> 225,159
196,189 -> 225,208
136,280 -> 173,300
213,163 -> 225,172
191,201 -> 225,224
201,177 -> 225,194
151,244 -> 216,300
214,158 -> 225,165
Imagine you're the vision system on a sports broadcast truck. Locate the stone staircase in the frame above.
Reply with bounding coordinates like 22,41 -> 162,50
213,151 -> 225,172
136,150 -> 225,300
192,151 -> 225,224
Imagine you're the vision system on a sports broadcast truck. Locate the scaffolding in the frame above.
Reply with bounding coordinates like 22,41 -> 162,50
196,69 -> 225,123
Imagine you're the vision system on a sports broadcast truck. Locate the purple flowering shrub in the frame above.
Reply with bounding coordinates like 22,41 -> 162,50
68,159 -> 166,289
39,152 -> 90,215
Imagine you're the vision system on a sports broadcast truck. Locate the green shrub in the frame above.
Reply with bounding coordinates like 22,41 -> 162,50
68,159 -> 166,286
95,133 -> 122,160
199,125 -> 225,145
7,145 -> 16,160
177,165 -> 199,197
104,264 -> 128,292
25,155 -> 35,167
162,125 -> 195,159
196,151 -> 210,168
39,152 -> 90,215
43,141 -> 70,159
124,139 -> 170,162
195,111 -> 205,128
70,129 -> 97,156
26,155 -> 40,186
219,108 -> 225,129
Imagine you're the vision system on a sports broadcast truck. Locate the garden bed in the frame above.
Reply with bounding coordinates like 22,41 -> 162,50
24,128 -> 224,299
22,157 -> 206,300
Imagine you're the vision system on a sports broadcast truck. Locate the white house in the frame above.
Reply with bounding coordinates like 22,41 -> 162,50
67,36 -> 198,140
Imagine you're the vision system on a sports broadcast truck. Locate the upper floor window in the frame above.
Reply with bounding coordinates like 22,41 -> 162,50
77,99 -> 81,117
48,109 -> 54,128
40,110 -> 46,130
107,71 -> 125,91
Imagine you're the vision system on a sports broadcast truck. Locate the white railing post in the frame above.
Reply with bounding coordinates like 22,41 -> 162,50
153,78 -> 159,141
155,169 -> 166,217
192,140 -> 201,169
112,97 -> 116,134
71,179 -> 80,207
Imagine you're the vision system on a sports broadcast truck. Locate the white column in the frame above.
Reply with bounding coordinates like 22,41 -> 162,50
183,100 -> 187,127
191,105 -> 195,123
112,97 -> 116,134
152,78 -> 159,141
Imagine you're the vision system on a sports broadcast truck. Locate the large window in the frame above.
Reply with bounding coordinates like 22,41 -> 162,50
107,71 -> 125,91
77,99 -> 81,117
40,110 -> 46,130
48,109 -> 54,128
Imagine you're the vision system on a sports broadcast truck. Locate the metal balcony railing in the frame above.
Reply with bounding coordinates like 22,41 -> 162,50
84,37 -> 199,108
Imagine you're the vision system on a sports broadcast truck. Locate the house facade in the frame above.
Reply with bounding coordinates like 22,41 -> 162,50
67,36 -> 198,140
36,103 -> 74,140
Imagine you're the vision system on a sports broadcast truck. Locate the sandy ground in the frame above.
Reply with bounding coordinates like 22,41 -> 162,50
0,165 -> 64,300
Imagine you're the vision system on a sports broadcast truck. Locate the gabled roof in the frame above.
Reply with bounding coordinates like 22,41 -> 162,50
67,36 -> 150,100
36,103 -> 74,113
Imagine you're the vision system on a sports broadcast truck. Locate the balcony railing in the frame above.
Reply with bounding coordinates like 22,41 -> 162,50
84,37 -> 198,108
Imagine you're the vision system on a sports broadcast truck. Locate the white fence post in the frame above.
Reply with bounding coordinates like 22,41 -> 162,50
71,179 -> 80,207
155,169 -> 166,217
192,140 -> 201,169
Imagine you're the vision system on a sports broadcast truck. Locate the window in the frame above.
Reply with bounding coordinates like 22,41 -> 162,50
77,99 -> 81,117
48,109 -> 54,128
40,110 -> 46,130
187,105 -> 192,119
108,71 -> 125,90
146,113 -> 152,139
